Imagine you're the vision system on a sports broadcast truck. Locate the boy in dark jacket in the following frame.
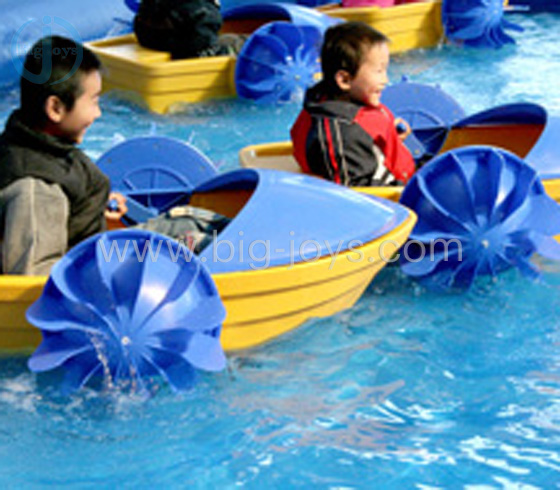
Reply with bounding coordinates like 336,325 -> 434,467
0,36 -> 127,275
291,21 -> 415,187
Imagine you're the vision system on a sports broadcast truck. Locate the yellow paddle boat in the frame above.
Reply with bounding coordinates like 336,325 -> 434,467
223,1 -> 443,53
86,1 -> 443,113
0,139 -> 416,355
239,101 -> 560,203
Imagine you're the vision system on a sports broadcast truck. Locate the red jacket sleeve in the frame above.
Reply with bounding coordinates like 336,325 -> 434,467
355,104 -> 415,184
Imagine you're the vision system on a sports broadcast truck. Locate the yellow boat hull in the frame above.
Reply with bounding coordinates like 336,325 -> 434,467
320,0 -> 442,54
87,34 -> 236,113
238,140 -> 560,204
0,211 -> 416,354
87,1 -> 442,113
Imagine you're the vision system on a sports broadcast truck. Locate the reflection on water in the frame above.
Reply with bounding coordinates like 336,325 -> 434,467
1,264 -> 560,486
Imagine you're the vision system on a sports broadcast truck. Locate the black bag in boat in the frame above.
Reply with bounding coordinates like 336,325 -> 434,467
134,0 -> 225,58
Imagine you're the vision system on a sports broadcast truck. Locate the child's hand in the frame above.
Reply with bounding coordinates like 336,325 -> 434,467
394,117 -> 412,141
105,192 -> 128,223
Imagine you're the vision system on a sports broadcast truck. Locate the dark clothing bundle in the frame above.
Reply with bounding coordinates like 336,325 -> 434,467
136,205 -> 230,254
134,0 -> 228,58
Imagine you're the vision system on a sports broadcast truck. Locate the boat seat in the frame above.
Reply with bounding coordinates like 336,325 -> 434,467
239,142 -> 303,174
439,123 -> 544,159
87,34 -> 171,64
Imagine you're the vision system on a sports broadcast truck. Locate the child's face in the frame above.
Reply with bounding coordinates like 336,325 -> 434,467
57,70 -> 102,144
347,42 -> 389,107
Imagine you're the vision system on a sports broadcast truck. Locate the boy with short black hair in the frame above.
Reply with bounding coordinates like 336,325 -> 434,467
291,21 -> 415,187
0,36 -> 126,275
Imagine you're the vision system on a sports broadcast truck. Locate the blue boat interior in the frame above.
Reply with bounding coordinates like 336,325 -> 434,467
192,168 -> 411,273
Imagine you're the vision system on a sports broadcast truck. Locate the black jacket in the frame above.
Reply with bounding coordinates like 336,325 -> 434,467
0,110 -> 110,248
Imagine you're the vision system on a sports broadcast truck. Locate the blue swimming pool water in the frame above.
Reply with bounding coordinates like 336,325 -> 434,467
2,12 -> 560,488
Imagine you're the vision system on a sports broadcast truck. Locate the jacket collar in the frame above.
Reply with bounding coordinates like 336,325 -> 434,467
2,110 -> 76,158
303,81 -> 364,122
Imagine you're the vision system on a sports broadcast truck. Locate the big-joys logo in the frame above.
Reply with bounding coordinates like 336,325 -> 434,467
11,16 -> 83,84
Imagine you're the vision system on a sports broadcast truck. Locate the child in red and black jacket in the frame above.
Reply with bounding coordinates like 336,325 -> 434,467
291,21 -> 415,187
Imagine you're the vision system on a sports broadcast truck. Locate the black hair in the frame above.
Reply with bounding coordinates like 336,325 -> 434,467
321,21 -> 389,97
20,35 -> 101,127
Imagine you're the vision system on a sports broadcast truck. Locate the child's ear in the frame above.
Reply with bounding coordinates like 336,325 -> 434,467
334,70 -> 352,91
44,95 -> 66,124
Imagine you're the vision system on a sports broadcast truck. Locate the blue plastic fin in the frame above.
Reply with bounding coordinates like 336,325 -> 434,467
415,155 -> 476,232
447,256 -> 480,289
471,149 -> 504,226
27,331 -> 93,371
507,253 -> 541,281
400,247 -> 462,277
147,350 -> 198,392
502,18 -> 525,32
499,196 -> 560,248
532,234 -> 560,261
144,296 -> 227,335
60,352 -> 105,394
184,333 -> 227,372
26,285 -> 107,334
